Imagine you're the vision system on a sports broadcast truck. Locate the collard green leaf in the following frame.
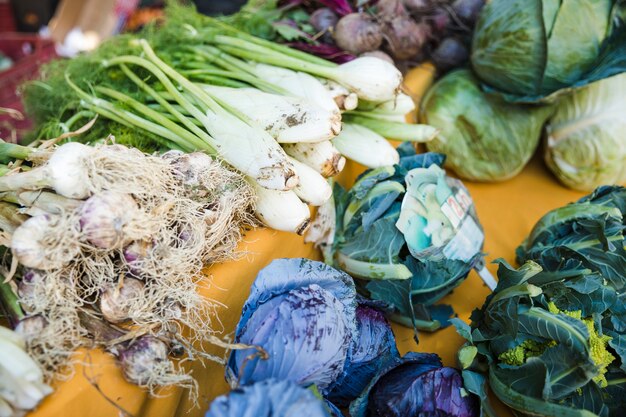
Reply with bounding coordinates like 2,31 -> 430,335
604,368 -> 626,413
607,331 -> 626,372
517,307 -> 590,355
543,274 -> 617,317
488,366 -> 600,417
404,255 -> 476,305
563,381 -> 609,417
339,215 -> 404,265
540,344 -> 597,400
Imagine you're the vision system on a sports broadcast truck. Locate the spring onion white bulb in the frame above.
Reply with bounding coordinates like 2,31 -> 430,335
0,142 -> 96,199
79,191 -> 142,249
202,85 -> 339,143
99,277 -> 145,324
320,79 -> 359,111
282,141 -> 346,178
203,109 -> 299,191
0,327 -> 52,416
11,214 -> 80,270
320,57 -> 403,102
252,181 -> 310,235
369,92 -> 416,121
305,193 -> 336,248
287,156 -> 332,206
331,123 -> 400,168
253,64 -> 342,122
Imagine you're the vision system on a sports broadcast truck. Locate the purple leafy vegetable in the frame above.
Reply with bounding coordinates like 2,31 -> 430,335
226,258 -> 357,393
206,379 -> 333,417
350,352 -> 479,417
327,302 -> 400,406
287,42 -> 356,63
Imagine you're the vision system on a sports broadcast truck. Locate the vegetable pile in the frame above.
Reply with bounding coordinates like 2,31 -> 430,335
418,0 -> 626,189
218,258 -> 478,416
455,186 -> 626,416
22,4 -> 436,235
230,0 -> 486,73
308,144 -> 491,331
0,139 -> 253,393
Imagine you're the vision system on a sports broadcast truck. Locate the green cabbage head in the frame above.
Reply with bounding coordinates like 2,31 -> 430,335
471,0 -> 624,102
545,73 -> 626,191
420,69 -> 552,182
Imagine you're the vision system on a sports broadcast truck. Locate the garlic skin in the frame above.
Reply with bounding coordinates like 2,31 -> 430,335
0,327 -> 52,417
15,316 -> 48,343
79,191 -> 141,249
99,277 -> 145,324
46,142 -> 96,199
12,215 -> 79,270
118,336 -> 170,386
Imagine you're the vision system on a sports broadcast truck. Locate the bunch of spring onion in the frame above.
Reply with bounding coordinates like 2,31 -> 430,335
0,323 -> 51,417
22,4 -> 437,235
0,138 -> 254,396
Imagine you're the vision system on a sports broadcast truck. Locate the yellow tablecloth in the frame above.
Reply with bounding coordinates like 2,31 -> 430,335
26,64 -> 590,417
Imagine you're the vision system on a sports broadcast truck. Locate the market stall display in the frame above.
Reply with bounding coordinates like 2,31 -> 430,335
0,1 -> 624,416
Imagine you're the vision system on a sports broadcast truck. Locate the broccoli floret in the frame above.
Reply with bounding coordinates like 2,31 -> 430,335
547,302 -> 615,387
499,302 -> 615,387
498,339 -> 556,366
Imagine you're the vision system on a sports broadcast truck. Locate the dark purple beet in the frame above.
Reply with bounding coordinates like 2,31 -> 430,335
383,17 -> 431,60
429,7 -> 450,36
431,37 -> 469,71
310,8 -> 339,32
376,0 -> 409,19
452,0 -> 485,23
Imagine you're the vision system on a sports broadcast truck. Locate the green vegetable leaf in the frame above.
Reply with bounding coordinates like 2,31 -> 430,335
540,344 -> 597,399
517,307 -> 590,355
471,0 -> 547,95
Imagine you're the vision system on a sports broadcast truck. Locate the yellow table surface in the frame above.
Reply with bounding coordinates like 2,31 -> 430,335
26,65 -> 591,417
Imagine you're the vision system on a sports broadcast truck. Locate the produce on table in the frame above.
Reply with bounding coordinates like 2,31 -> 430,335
326,300 -> 400,407
0,325 -> 52,417
230,0 -> 486,73
308,144 -> 491,331
226,258 -> 358,393
471,0 -> 626,103
544,73 -> 626,191
23,4 -> 435,234
226,257 -> 476,413
0,140 -> 254,394
456,186 -> 626,416
350,352 -> 478,417
420,69 -> 553,182
205,379 -> 337,417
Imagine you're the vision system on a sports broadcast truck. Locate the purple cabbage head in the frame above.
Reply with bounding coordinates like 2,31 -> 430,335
327,301 -> 400,406
350,352 -> 479,417
226,258 -> 357,393
206,379 -> 333,417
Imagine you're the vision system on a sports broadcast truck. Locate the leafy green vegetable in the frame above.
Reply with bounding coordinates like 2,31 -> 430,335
420,70 -> 553,182
457,186 -> 626,417
471,0 -> 626,103
330,145 -> 484,331
544,73 -> 626,191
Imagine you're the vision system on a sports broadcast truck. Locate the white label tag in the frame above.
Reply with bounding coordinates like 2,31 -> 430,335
443,216 -> 484,262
